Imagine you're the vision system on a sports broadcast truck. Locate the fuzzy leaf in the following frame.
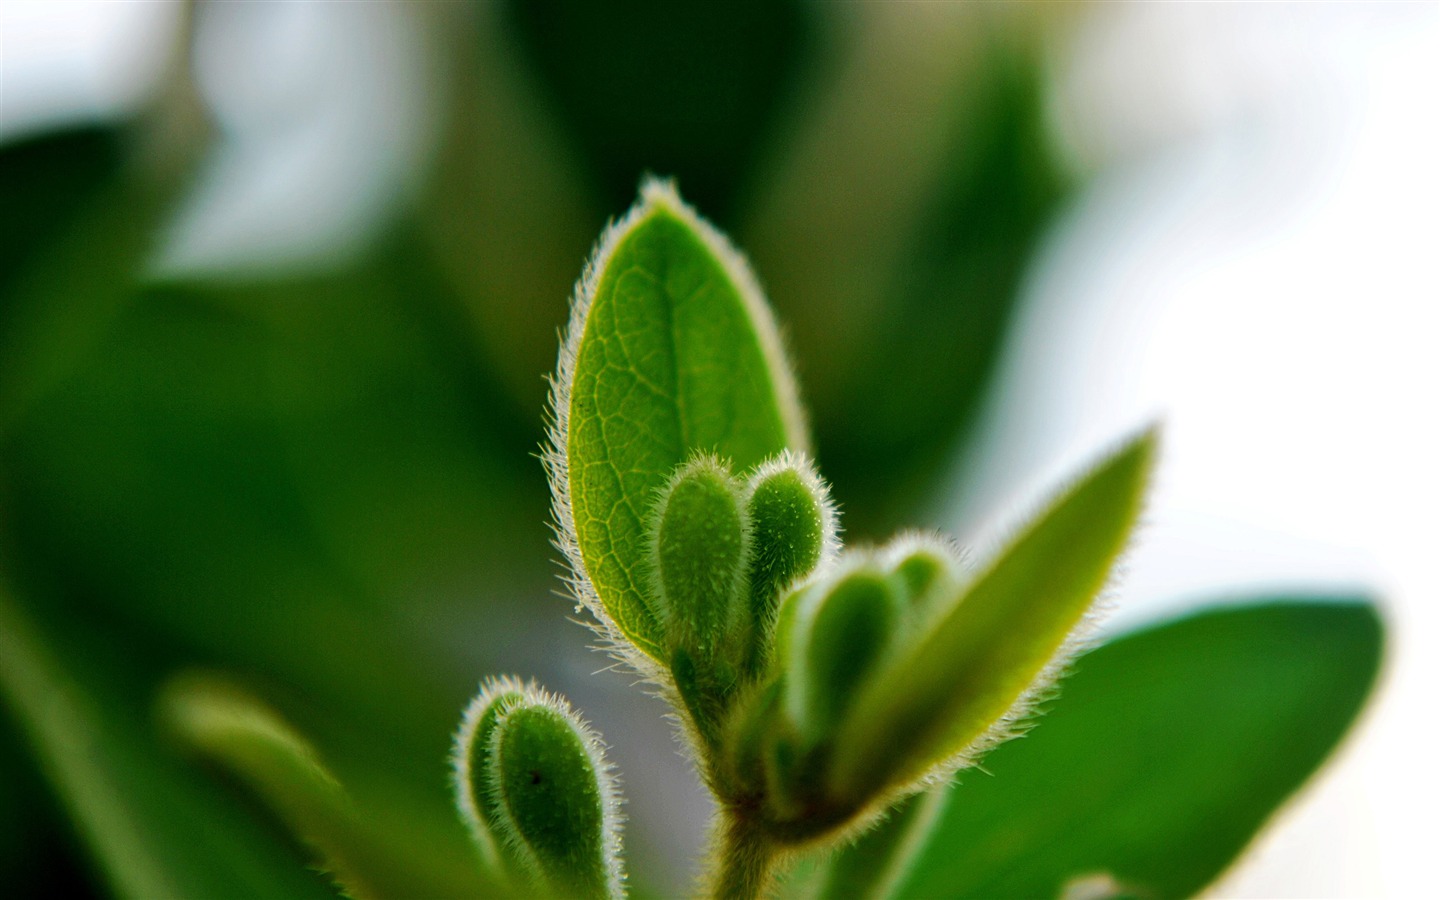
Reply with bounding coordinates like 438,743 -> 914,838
892,600 -> 1383,899
883,537 -> 962,618
551,180 -> 806,661
744,454 -> 835,654
785,570 -> 900,742
493,706 -> 618,899
453,679 -> 623,900
831,430 -> 1156,801
654,457 -> 749,659
453,680 -> 527,872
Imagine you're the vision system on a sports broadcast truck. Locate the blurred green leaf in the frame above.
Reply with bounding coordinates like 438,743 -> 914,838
0,716 -> 100,898
890,600 -> 1383,899
0,578 -> 335,900
0,129 -> 170,439
739,13 -> 1069,536
505,0 -> 811,221
2,219 -> 549,695
0,183 -> 547,895
555,183 -> 805,661
161,673 -> 493,899
824,52 -> 1068,532
0,126 -> 124,297
417,2 -> 599,416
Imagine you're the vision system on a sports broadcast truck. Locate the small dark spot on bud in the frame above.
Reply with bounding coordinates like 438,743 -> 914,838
530,769 -> 543,785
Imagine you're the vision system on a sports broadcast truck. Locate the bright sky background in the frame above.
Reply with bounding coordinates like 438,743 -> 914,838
4,2 -> 1437,896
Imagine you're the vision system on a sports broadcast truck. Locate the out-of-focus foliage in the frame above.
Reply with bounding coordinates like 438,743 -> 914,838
0,127 -> 123,296
0,2 -> 1381,898
802,600 -> 1382,899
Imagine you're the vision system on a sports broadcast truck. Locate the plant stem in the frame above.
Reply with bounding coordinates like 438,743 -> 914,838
710,813 -> 777,900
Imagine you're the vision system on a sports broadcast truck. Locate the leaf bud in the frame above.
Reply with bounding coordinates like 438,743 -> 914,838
743,451 -> 838,668
452,678 -> 624,899
651,455 -> 750,661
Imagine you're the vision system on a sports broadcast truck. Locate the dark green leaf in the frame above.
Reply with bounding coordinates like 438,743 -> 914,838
0,219 -> 546,897
505,0 -> 812,220
161,673 -> 493,900
0,131 -> 169,438
741,27 -> 1069,536
0,125 -> 124,298
894,600 -> 1384,899
0,578 -> 335,900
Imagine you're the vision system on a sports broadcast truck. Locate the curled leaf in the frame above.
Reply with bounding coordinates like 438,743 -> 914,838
451,677 -> 624,899
452,677 -> 528,873
780,565 -> 901,744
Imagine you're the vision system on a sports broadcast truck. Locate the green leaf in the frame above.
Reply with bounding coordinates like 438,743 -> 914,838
0,120 -> 185,443
782,569 -> 900,744
831,429 -> 1156,801
744,452 -> 837,661
0,579 -> 335,900
892,599 -> 1384,899
653,455 -> 750,660
805,788 -> 952,900
454,679 -> 625,900
550,180 -> 806,662
160,672 -> 481,900
0,126 -> 124,298
882,536 -> 964,623
740,21 -> 1069,534
2,208 -> 548,896
453,678 -> 528,873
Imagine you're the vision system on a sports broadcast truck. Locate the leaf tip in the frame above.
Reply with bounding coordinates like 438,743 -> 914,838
452,677 -> 626,899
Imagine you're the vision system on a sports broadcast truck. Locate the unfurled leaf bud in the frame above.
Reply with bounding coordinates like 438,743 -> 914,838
882,534 -> 964,623
453,677 -> 526,871
651,455 -> 750,661
781,567 -> 901,740
452,678 -> 623,899
744,452 -> 837,667
723,677 -> 786,797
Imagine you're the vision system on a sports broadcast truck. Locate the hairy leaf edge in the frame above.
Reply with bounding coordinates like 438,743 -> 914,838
451,675 -> 626,899
543,177 -> 809,681
869,427 -> 1157,797
802,428 -> 1156,846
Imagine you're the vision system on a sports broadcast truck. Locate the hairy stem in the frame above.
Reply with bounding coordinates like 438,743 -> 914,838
710,813 -> 777,900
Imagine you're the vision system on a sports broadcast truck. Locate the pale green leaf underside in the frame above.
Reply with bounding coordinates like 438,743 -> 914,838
833,429 -> 1156,796
562,183 -> 804,659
